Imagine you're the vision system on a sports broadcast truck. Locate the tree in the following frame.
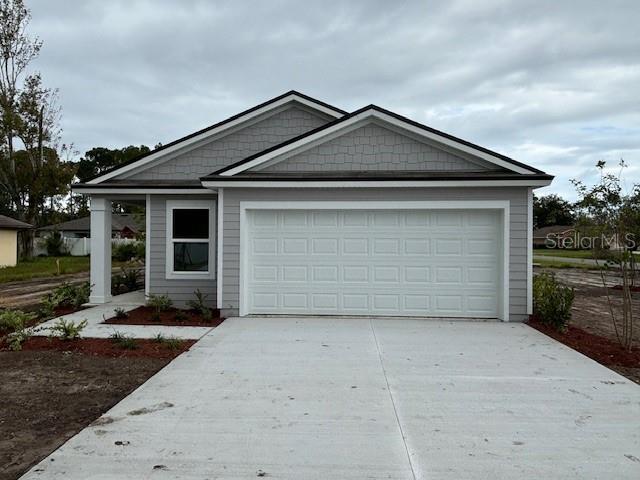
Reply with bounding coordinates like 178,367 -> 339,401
0,0 -> 73,256
572,160 -> 638,350
533,194 -> 575,229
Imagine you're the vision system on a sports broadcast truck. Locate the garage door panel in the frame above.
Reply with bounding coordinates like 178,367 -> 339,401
245,209 -> 500,318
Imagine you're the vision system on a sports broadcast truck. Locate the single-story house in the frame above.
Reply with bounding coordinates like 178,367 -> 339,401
38,213 -> 143,239
0,214 -> 32,267
73,91 -> 553,321
533,225 -> 575,248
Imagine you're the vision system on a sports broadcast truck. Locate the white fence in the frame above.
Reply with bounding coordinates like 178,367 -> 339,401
35,237 -> 139,257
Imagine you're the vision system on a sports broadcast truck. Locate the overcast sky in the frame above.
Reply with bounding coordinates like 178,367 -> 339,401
28,0 -> 639,199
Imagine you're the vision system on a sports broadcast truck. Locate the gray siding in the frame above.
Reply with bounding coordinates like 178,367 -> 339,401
148,194 -> 217,308
259,123 -> 499,173
221,187 -> 529,322
126,106 -> 330,180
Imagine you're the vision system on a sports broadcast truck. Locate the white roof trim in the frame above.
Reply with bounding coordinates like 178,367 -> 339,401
87,93 -> 344,185
73,187 -> 215,195
201,179 -> 553,189
220,109 -> 536,176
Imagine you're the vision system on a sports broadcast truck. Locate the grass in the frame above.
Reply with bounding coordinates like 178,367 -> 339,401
533,258 -> 604,270
533,249 -> 605,260
0,257 -> 129,283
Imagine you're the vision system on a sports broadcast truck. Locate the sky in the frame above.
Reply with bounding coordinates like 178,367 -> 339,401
27,0 -> 640,199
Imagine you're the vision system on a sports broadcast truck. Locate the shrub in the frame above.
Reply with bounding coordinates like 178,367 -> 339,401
0,310 -> 36,333
6,327 -> 34,351
114,307 -> 128,319
174,310 -> 187,322
147,294 -> 172,312
112,268 -> 140,294
153,333 -> 183,351
187,289 -> 212,321
45,231 -> 68,256
48,318 -> 88,340
533,272 -> 575,330
109,331 -> 138,349
112,241 -> 144,262
47,282 -> 91,309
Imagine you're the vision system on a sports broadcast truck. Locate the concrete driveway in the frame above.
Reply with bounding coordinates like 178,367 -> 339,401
22,318 -> 640,479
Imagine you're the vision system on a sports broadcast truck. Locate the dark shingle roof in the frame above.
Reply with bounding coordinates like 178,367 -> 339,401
0,215 -> 32,230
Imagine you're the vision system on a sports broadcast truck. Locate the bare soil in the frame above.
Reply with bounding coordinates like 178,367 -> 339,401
103,305 -> 224,327
0,350 -> 177,480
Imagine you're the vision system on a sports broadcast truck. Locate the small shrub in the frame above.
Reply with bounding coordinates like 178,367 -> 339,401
112,241 -> 144,262
49,318 -> 88,340
114,307 -> 128,319
154,333 -> 166,343
38,298 -> 55,319
47,282 -> 91,309
109,331 -> 138,350
174,310 -> 187,322
147,294 -> 172,312
533,272 -> 575,330
0,310 -> 36,332
153,333 -> 183,351
6,327 -> 34,351
187,289 -> 212,321
120,268 -> 140,291
45,231 -> 68,256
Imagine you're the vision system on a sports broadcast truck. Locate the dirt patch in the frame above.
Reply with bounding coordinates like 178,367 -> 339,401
529,320 -> 640,384
1,337 -> 195,359
0,350 -> 175,480
103,305 -> 224,327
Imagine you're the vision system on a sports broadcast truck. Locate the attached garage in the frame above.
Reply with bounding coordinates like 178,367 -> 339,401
240,202 -> 509,320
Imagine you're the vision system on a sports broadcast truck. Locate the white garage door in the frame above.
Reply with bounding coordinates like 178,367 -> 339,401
243,209 -> 502,318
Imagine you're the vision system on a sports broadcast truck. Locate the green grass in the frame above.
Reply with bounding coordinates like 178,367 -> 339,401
0,257 -> 130,283
533,258 -> 604,270
533,249 -> 604,260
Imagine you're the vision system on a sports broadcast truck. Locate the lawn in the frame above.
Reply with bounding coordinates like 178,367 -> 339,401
533,248 -> 603,259
533,258 -> 601,269
0,257 -> 130,284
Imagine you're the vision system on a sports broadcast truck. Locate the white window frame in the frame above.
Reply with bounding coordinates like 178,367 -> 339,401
165,199 -> 216,280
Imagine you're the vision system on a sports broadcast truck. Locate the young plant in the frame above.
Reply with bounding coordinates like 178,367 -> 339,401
109,331 -> 138,350
146,294 -> 173,312
114,307 -> 128,319
0,310 -> 36,333
187,289 -> 212,321
120,267 -> 140,292
46,282 -> 91,309
153,333 -> 183,351
533,272 -> 575,330
49,318 -> 88,340
174,310 -> 187,322
6,327 -> 34,351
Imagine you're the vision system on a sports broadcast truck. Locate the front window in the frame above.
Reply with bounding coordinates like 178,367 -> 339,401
166,201 -> 215,279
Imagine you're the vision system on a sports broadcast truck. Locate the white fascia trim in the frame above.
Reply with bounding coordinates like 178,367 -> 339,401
238,200 -> 511,321
527,187 -> 533,315
165,199 -> 216,280
73,188 -> 214,195
222,109 -> 536,176
87,94 -> 343,185
201,179 -> 552,189
216,188 -> 224,308
145,194 -> 151,298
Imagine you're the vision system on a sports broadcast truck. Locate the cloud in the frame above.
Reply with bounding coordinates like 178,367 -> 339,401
26,0 -> 640,199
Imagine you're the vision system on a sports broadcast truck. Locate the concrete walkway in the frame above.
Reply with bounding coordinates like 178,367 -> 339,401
21,318 -> 640,479
36,291 -> 213,340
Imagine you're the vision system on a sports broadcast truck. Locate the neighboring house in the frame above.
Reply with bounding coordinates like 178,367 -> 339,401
0,215 -> 32,267
533,225 -> 575,248
38,214 -> 143,239
74,91 -> 553,321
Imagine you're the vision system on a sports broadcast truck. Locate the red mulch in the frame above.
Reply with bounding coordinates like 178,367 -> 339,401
528,318 -> 640,368
0,336 -> 195,359
103,305 -> 224,327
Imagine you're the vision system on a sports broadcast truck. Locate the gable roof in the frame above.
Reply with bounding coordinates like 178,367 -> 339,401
206,105 -> 546,178
38,214 -> 143,233
86,91 -> 346,185
0,215 -> 32,230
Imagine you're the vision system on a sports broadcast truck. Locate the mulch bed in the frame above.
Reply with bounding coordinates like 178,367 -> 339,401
0,337 -> 195,359
528,318 -> 640,369
103,305 -> 224,327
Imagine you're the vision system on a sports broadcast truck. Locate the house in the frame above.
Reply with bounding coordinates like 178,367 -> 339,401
73,91 -> 553,321
533,225 -> 575,248
0,215 -> 32,267
38,213 -> 143,239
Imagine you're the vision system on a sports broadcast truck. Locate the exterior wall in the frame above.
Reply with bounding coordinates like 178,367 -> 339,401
126,106 -> 331,181
259,123 -> 499,173
148,194 -> 218,308
0,229 -> 18,267
221,187 -> 529,322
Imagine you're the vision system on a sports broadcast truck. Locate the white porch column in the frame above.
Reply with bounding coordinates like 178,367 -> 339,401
89,196 -> 112,304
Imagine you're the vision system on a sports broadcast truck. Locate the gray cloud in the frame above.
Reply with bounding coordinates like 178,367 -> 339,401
27,0 -> 640,199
